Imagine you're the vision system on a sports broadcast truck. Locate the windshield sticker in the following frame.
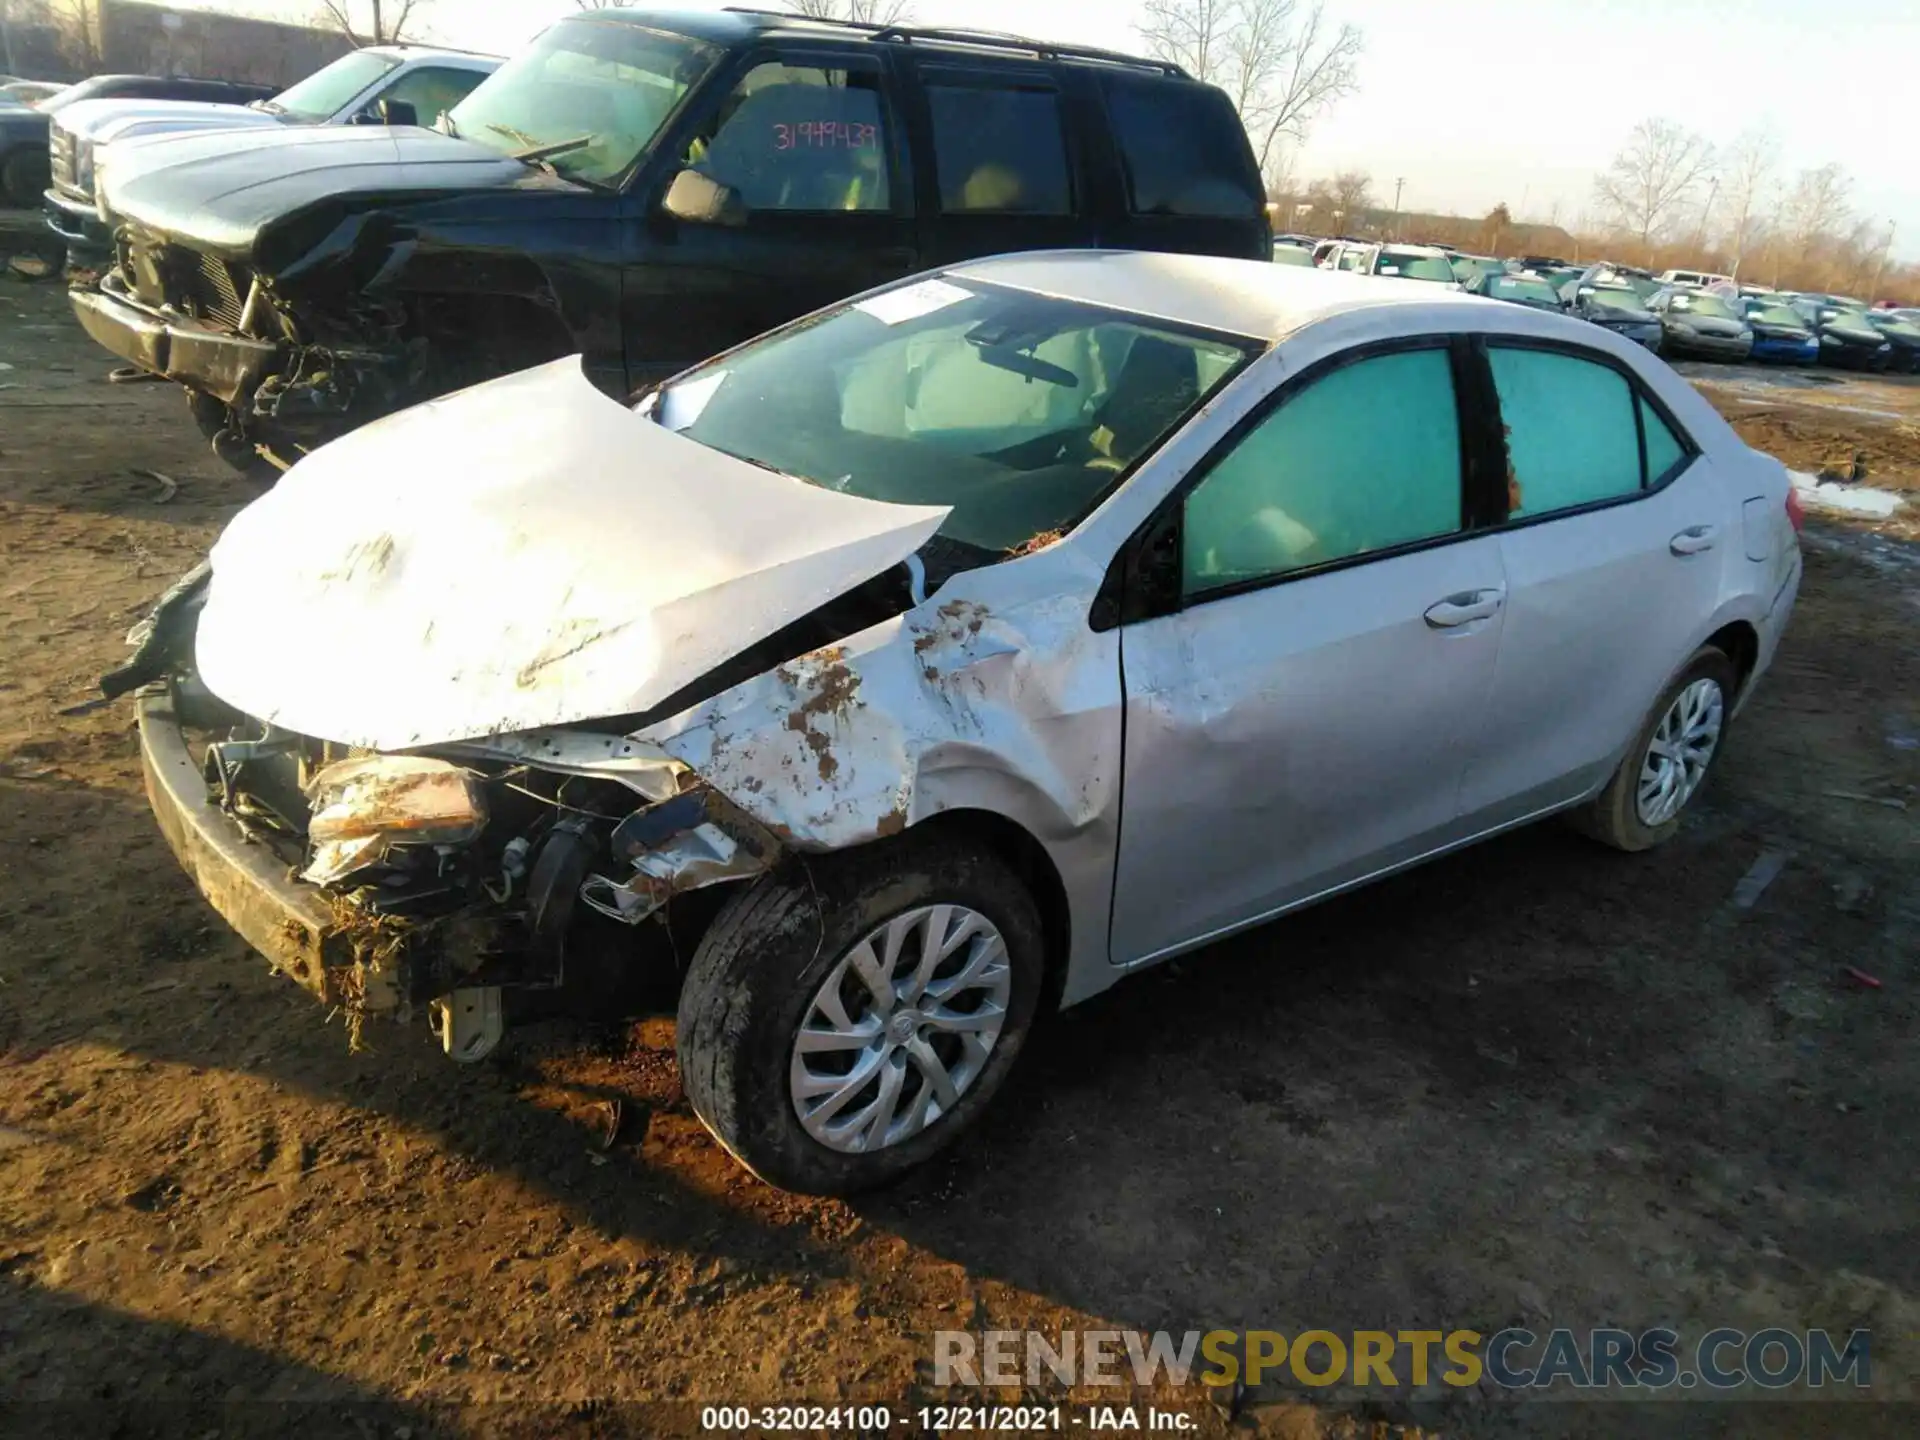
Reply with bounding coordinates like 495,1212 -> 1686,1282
657,370 -> 727,432
856,278 -> 973,326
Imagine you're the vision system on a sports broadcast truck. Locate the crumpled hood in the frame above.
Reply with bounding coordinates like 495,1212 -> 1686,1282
194,358 -> 950,751
100,123 -> 566,257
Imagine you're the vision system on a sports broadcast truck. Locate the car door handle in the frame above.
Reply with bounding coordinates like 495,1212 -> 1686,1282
1670,525 -> 1719,556
1423,588 -> 1505,628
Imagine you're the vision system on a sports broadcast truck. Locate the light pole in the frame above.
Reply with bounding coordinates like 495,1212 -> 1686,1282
1868,220 -> 1897,301
1391,176 -> 1405,240
1690,178 -> 1720,256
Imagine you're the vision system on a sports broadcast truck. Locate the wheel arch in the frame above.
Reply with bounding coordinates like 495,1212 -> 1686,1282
903,807 -> 1072,1015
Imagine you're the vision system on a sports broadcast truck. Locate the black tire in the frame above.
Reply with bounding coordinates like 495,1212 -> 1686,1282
677,831 -> 1045,1195
1,147 -> 49,208
1574,645 -> 1737,852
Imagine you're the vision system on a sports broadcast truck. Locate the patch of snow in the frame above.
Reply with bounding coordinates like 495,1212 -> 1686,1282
1788,470 -> 1906,519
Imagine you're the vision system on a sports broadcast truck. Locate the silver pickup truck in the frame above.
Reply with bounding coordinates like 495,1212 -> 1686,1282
45,44 -> 499,267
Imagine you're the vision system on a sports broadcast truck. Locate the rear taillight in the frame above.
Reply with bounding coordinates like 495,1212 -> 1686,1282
1785,487 -> 1805,533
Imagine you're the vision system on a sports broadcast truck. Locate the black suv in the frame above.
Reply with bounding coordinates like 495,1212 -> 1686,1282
2,74 -> 277,205
66,7 -> 1269,472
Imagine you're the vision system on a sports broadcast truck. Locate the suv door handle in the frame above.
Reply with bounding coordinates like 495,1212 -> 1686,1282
1670,525 -> 1719,556
1423,588 -> 1505,628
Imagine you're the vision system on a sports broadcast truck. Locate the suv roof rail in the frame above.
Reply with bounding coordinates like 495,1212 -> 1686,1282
721,7 -> 1188,76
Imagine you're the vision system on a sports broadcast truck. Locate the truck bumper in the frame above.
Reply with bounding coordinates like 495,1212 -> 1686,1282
69,284 -> 281,406
43,187 -> 113,270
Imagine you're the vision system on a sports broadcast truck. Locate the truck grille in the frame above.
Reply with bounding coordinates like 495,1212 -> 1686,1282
48,128 -> 81,197
182,252 -> 249,329
117,240 -> 253,331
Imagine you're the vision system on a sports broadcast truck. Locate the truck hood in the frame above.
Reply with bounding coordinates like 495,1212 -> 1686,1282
56,96 -> 277,144
194,357 -> 951,752
100,123 -> 571,257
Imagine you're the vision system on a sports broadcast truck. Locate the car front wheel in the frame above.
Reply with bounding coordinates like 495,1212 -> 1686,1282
1577,645 -> 1737,852
677,831 -> 1045,1195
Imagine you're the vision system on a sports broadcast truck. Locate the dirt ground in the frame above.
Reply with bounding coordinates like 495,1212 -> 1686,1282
3,228 -> 1919,1439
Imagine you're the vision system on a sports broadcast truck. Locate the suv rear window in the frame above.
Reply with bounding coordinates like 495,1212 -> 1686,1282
924,74 -> 1071,214
1101,73 -> 1259,219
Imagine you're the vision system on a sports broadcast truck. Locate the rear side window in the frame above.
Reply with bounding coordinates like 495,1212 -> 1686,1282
1488,347 -> 1641,518
1640,395 -> 1688,483
1102,74 -> 1260,219
924,75 -> 1070,214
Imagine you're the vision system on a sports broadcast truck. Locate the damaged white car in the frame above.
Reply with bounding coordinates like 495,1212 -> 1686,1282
113,252 -> 1802,1194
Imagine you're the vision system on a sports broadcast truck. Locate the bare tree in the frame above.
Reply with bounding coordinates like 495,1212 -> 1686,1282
315,0 -> 431,46
788,0 -> 914,23
1719,127 -> 1777,278
1481,202 -> 1512,254
1773,162 -> 1853,287
1139,0 -> 1362,174
21,0 -> 102,71
1593,118 -> 1715,246
1328,168 -> 1370,231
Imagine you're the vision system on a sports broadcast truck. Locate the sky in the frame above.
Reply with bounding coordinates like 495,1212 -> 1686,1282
200,0 -> 1918,260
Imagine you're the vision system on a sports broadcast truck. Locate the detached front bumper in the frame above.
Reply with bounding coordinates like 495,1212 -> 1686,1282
69,282 -> 281,405
136,682 -> 373,1007
43,186 -> 113,268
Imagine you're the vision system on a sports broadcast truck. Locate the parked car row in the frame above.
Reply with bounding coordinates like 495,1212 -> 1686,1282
1272,236 -> 1915,372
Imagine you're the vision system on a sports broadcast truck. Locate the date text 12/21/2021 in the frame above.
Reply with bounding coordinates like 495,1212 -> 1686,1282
700,1404 -> 1199,1431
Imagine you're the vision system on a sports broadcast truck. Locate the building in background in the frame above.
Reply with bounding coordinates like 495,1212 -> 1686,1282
3,1 -> 353,85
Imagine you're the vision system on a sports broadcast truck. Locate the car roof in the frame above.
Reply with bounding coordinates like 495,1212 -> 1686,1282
946,250 -> 1482,343
591,6 -> 1185,75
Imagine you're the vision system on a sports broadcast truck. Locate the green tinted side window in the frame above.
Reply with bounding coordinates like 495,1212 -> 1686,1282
1489,347 -> 1640,518
1640,395 -> 1687,483
1182,348 -> 1463,596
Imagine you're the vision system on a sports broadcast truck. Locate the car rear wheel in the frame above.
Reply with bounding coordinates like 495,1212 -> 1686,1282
1575,646 -> 1736,852
677,831 -> 1045,1195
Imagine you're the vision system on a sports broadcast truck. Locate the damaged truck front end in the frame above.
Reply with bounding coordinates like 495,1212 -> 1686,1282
68,125 -> 601,473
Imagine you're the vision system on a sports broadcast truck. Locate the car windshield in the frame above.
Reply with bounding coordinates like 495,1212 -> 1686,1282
1746,304 -> 1803,327
1827,309 -> 1877,331
650,280 -> 1259,554
1870,315 -> 1920,338
449,17 -> 716,187
1272,245 -> 1315,267
266,51 -> 397,121
1374,250 -> 1456,282
1588,286 -> 1646,313
1672,293 -> 1737,320
1490,276 -> 1558,304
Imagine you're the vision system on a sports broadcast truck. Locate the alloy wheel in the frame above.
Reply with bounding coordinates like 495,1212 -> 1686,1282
1636,677 -> 1724,826
789,904 -> 1011,1154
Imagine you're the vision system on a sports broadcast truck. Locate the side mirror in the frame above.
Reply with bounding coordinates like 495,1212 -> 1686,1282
375,98 -> 419,128
662,168 -> 747,228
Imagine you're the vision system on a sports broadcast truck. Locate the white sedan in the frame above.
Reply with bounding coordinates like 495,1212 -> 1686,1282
122,251 -> 1802,1194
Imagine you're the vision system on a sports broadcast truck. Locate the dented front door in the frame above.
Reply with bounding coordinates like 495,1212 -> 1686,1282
1109,540 -> 1508,967
1106,340 -> 1504,967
